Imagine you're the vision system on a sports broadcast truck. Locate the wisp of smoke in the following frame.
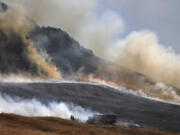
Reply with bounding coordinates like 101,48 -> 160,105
0,93 -> 97,122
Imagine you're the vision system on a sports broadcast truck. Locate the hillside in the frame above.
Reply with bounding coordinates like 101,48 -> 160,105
0,113 -> 178,135
0,1 -> 101,77
30,26 -> 101,76
0,82 -> 180,132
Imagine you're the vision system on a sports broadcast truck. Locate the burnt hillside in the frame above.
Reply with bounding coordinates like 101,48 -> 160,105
30,26 -> 101,76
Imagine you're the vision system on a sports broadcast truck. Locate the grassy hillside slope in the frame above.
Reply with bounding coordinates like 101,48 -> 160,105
0,113 -> 179,135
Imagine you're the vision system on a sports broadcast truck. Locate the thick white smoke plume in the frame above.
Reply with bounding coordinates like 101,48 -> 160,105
0,93 -> 98,122
113,31 -> 180,89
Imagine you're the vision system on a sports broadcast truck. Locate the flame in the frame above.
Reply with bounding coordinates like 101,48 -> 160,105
88,74 -> 123,88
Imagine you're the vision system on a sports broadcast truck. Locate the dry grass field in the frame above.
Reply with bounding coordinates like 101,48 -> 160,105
0,113 -> 179,135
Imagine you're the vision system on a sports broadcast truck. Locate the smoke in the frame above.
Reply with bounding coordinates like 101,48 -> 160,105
138,82 -> 180,103
6,0 -> 96,37
2,0 -> 180,102
113,31 -> 180,89
0,74 -> 36,83
0,93 -> 97,122
5,0 -> 124,58
80,11 -> 124,58
93,31 -> 180,102
0,3 -> 61,79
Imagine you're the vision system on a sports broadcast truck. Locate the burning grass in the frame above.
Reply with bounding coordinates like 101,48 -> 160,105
0,113 -> 179,135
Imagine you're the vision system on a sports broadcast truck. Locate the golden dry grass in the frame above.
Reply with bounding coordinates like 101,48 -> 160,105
0,113 -> 179,135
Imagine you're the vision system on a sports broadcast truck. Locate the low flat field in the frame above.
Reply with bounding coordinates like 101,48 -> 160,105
0,113 -> 179,135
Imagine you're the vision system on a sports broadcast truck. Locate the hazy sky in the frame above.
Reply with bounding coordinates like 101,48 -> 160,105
102,0 -> 180,52
5,0 -> 180,52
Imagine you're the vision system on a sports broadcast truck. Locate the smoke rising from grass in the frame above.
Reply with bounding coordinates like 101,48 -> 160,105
95,31 -> 180,102
0,3 -> 61,79
0,93 -> 97,122
113,31 -> 180,89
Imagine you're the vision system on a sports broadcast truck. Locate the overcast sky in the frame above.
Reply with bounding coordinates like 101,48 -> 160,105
101,0 -> 180,52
